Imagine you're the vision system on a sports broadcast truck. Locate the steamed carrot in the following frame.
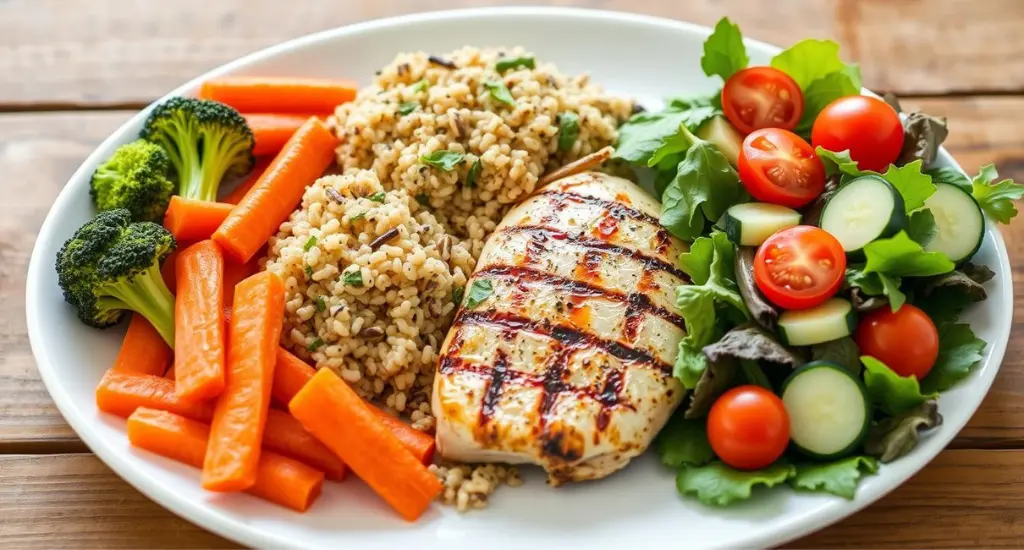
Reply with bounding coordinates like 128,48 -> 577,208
164,365 -> 176,379
289,369 -> 442,521
272,347 -> 435,464
246,114 -> 316,157
199,77 -> 356,114
114,315 -> 173,376
174,241 -> 226,402
127,408 -> 324,512
202,271 -> 285,492
213,118 -> 339,263
164,198 -> 234,242
161,249 -> 180,294
264,409 -> 347,481
96,369 -> 214,422
221,157 -> 271,205
222,256 -> 260,321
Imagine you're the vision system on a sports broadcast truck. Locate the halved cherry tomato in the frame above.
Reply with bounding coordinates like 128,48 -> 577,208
753,226 -> 846,310
855,305 -> 939,380
811,95 -> 904,173
708,385 -> 790,471
738,128 -> 826,208
721,67 -> 804,134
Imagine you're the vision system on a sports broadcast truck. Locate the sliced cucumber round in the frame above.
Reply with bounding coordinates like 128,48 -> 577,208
777,298 -> 857,347
782,361 -> 871,460
696,115 -> 743,167
820,175 -> 907,260
923,182 -> 985,264
722,203 -> 802,246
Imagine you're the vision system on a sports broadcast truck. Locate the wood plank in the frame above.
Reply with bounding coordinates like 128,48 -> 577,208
0,454 -> 238,549
1,97 -> 1024,449
2,450 -> 1023,548
0,0 -> 1021,107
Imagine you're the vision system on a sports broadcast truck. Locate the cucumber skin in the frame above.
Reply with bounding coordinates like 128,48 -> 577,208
931,182 -> 985,265
776,304 -> 858,347
723,214 -> 743,245
782,361 -> 873,460
822,175 -> 908,261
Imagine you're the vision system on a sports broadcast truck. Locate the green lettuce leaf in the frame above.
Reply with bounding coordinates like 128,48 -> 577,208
700,17 -> 749,81
660,127 -> 744,241
614,111 -> 696,165
907,208 -> 938,246
863,231 -> 954,278
676,461 -> 795,506
684,349 -> 739,419
816,148 -> 863,178
865,400 -> 942,463
881,161 -> 935,212
674,231 -> 748,388
656,415 -> 714,468
810,337 -> 861,375
971,164 -> 1024,224
740,360 -> 773,390
920,323 -> 986,393
897,111 -> 948,166
862,355 -> 937,416
914,264 -> 994,326
734,247 -> 778,331
795,70 -> 861,134
770,39 -> 861,91
845,268 -> 905,312
927,166 -> 972,191
703,323 -> 805,367
790,456 -> 879,500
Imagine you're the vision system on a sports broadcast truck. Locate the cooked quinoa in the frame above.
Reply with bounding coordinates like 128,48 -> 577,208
329,46 -> 634,258
268,47 -> 634,509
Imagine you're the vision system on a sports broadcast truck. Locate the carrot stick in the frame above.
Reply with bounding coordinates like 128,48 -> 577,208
213,118 -> 339,263
202,271 -> 285,492
164,365 -> 176,379
289,369 -> 442,521
245,114 -> 316,157
264,409 -> 347,481
221,157 -> 271,205
199,77 -> 356,114
127,408 -> 324,512
96,369 -> 214,423
174,241 -> 226,402
161,249 -> 180,294
222,256 -> 260,322
272,347 -> 435,464
164,198 -> 235,242
114,315 -> 173,376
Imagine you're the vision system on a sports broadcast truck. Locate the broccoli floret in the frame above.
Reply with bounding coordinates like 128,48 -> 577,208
56,208 -> 177,346
140,97 -> 254,202
89,139 -> 174,222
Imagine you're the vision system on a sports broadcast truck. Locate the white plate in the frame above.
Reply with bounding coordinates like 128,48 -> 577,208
25,7 -> 1013,550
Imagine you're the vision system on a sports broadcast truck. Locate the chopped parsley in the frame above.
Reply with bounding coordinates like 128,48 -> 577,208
465,159 -> 482,189
368,191 -> 387,203
343,269 -> 364,287
483,80 -> 516,107
398,101 -> 418,116
411,79 -> 429,93
495,55 -> 535,73
306,337 -> 325,352
452,286 -> 465,305
557,112 -> 580,152
302,236 -> 318,252
315,296 -> 326,312
415,193 -> 430,206
420,150 -> 465,171
304,265 -> 314,279
465,279 -> 494,309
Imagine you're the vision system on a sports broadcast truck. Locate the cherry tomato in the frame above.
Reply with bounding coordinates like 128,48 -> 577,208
721,67 -> 804,134
707,385 -> 790,470
738,128 -> 826,208
811,95 -> 904,173
753,226 -> 846,310
855,305 -> 939,380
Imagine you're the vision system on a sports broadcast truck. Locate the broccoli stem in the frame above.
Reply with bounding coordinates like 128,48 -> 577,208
104,263 -> 176,347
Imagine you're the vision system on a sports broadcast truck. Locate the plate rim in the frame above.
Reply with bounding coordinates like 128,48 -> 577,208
24,6 -> 1014,549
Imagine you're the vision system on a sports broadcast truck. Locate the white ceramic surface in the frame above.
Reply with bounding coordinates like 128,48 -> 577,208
25,7 -> 1013,550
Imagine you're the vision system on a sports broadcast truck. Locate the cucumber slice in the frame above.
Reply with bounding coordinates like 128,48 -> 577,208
697,115 -> 743,167
722,203 -> 801,246
782,361 -> 871,460
777,298 -> 857,347
820,175 -> 907,259
923,182 -> 985,264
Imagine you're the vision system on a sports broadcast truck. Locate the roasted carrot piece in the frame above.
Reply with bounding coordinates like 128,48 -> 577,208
221,157 -> 271,205
289,369 -> 442,521
127,408 -> 324,512
174,241 -> 226,402
164,198 -> 235,242
114,315 -> 173,376
264,409 -> 347,481
96,369 -> 214,423
161,249 -> 180,294
202,271 -> 285,492
245,114 -> 316,157
199,77 -> 356,114
272,347 -> 434,464
222,256 -> 260,319
164,365 -> 176,379
213,118 -> 339,263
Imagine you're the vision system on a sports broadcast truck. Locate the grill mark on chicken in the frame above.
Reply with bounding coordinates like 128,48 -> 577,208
596,369 -> 624,433
499,225 -> 687,281
455,309 -> 672,373
478,349 -> 509,425
574,249 -> 604,283
473,265 -> 686,330
593,214 -> 620,240
622,294 -> 647,343
539,190 -> 662,230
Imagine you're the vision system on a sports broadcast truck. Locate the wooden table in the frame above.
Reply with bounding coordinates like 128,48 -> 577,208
3,1 -> 1024,547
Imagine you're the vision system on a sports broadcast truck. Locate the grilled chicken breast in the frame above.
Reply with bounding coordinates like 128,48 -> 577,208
432,171 -> 687,484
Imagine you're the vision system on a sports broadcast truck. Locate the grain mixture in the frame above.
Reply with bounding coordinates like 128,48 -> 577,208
269,46 -> 633,508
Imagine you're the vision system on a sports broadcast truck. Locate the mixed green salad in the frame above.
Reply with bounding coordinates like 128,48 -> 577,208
616,18 -> 1024,506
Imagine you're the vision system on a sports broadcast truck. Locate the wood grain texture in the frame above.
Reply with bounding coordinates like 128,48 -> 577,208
2,451 -> 1024,548
1,0 -> 1023,107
